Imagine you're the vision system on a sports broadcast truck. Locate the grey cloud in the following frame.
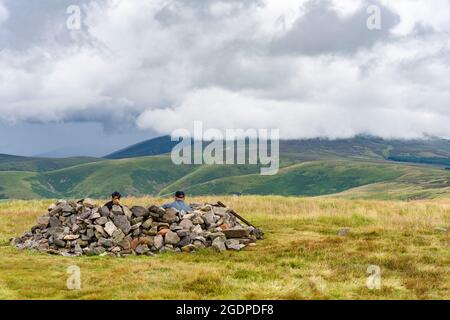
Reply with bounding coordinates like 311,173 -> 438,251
0,0 -> 95,50
155,0 -> 263,26
270,0 -> 400,56
0,0 -> 449,145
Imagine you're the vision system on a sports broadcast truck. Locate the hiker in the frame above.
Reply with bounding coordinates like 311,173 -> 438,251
162,191 -> 192,212
104,191 -> 122,210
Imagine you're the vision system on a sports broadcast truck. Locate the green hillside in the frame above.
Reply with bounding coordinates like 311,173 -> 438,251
0,154 -> 102,172
1,136 -> 450,200
102,135 -> 450,164
104,135 -> 178,159
0,171 -> 47,199
29,156 -> 198,199
0,155 -> 448,201
172,161 -> 450,198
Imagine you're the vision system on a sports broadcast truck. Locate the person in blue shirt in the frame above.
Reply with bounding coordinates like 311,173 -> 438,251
162,191 -> 192,212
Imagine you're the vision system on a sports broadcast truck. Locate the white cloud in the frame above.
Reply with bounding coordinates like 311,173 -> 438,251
380,0 -> 450,35
0,0 -> 449,140
0,1 -> 8,25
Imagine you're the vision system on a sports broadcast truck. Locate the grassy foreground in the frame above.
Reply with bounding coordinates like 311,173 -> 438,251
0,196 -> 449,300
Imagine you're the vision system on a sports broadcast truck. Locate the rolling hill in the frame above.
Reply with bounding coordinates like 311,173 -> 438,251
0,136 -> 450,200
102,135 -> 450,165
104,135 -> 178,159
0,154 -> 102,172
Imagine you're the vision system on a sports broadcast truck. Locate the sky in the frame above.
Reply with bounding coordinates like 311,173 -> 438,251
0,0 -> 449,157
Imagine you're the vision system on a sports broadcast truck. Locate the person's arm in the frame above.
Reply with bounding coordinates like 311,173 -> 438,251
183,202 -> 193,212
161,202 -> 171,209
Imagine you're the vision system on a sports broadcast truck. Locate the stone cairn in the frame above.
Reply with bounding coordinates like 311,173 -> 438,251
11,199 -> 262,256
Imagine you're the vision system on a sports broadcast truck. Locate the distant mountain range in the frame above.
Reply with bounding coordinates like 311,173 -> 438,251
0,135 -> 449,200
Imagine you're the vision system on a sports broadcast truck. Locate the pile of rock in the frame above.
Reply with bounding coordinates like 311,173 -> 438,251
11,199 -> 262,256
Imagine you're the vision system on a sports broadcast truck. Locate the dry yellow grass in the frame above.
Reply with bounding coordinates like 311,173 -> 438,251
0,196 -> 449,300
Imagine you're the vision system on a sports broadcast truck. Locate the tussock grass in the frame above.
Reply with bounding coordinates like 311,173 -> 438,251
0,196 -> 448,300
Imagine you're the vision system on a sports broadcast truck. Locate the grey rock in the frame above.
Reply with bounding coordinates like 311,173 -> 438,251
98,238 -> 114,247
37,216 -> 50,227
49,216 -> 62,228
104,222 -> 118,237
111,246 -> 121,254
142,218 -> 153,229
47,227 -> 64,238
91,212 -> 101,219
86,229 -> 95,239
111,205 -> 123,215
131,206 -> 149,217
83,198 -> 96,208
135,244 -> 150,255
165,231 -> 180,245
192,216 -> 204,225
54,239 -> 66,248
131,217 -> 144,225
79,209 -> 92,220
95,217 -> 108,225
208,232 -> 226,241
148,227 -> 158,236
204,212 -> 216,226
72,224 -> 80,233
181,244 -> 196,253
193,240 -> 206,249
191,225 -> 203,234
149,205 -> 166,218
212,237 -> 226,252
123,206 -> 133,219
179,219 -> 193,230
112,229 -> 125,244
154,235 -> 164,250
62,204 -> 75,214
114,215 -> 131,234
94,225 -> 107,237
176,230 -> 190,237
213,207 -> 227,216
118,238 -> 131,250
63,234 -> 79,240
77,240 -> 89,247
161,208 -> 178,223
222,228 -> 249,239
131,222 -> 142,230
74,244 -> 83,255
225,239 -> 244,251
93,247 -> 106,255
100,206 -> 110,217
177,236 -> 191,247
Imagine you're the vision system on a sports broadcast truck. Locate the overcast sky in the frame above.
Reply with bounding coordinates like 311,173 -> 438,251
0,0 -> 449,157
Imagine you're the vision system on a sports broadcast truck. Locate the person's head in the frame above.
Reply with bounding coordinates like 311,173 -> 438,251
175,191 -> 185,201
111,191 -> 121,205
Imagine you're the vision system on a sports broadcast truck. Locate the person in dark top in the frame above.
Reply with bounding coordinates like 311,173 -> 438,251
104,191 -> 122,210
162,191 -> 192,212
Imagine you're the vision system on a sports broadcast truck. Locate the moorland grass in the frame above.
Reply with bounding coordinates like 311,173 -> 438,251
0,196 -> 448,300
